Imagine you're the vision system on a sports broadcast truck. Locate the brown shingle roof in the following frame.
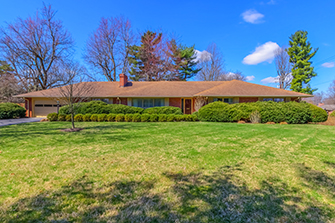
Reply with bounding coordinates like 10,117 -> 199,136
15,80 -> 312,98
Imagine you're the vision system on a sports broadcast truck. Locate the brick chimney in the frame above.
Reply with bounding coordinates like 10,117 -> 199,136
119,73 -> 128,87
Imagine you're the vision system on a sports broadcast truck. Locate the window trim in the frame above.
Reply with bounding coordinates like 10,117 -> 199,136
132,98 -> 165,108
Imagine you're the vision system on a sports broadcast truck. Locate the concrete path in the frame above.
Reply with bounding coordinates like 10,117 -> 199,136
0,117 -> 44,127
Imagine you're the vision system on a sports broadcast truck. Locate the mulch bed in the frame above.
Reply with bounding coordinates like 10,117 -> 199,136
60,128 -> 84,132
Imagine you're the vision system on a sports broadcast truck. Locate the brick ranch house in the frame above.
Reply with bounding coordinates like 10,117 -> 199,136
16,74 -> 312,117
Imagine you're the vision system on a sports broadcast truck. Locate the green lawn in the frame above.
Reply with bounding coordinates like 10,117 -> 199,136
0,122 -> 335,222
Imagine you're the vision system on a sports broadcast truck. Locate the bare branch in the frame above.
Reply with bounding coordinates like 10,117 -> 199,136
275,47 -> 292,89
0,4 -> 75,91
83,16 -> 134,81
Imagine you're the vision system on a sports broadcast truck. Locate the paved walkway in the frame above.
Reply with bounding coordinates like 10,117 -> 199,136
0,118 -> 44,127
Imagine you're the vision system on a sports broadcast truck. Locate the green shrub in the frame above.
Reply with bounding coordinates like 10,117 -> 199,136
107,104 -> 144,114
167,114 -> 176,122
132,113 -> 141,122
256,101 -> 286,123
65,114 -> 72,122
59,101 -> 144,115
107,114 -> 116,122
282,102 -> 311,124
175,115 -> 184,122
193,111 -> 199,117
124,114 -> 134,122
149,114 -> 159,122
91,114 -> 99,122
71,101 -> 108,115
98,114 -> 107,122
74,114 -> 84,122
47,113 -> 58,121
198,102 -> 241,122
231,103 -> 259,121
185,115 -> 194,121
308,103 -> 328,122
115,114 -> 124,122
0,103 -> 26,119
58,114 -> 66,121
330,112 -> 335,117
191,114 -> 199,121
141,114 -> 150,122
158,114 -> 167,122
143,106 -> 183,115
83,114 -> 92,122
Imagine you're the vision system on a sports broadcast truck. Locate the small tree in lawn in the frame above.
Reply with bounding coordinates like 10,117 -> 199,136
47,63 -> 95,130
194,96 -> 207,112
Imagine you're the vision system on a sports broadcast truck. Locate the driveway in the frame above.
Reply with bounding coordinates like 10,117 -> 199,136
0,117 -> 44,127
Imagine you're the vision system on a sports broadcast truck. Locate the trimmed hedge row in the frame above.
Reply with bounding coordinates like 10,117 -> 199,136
59,101 -> 183,115
0,103 -> 26,119
198,101 -> 328,124
48,112 -> 198,122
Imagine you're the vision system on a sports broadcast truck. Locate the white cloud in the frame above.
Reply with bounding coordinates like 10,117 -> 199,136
246,75 -> 255,81
242,41 -> 280,65
241,9 -> 264,24
267,0 -> 276,4
322,62 -> 335,68
194,50 -> 212,62
261,76 -> 278,84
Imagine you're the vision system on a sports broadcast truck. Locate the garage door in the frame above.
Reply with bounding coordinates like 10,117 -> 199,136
34,104 -> 58,117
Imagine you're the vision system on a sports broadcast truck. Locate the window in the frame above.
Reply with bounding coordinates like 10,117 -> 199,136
132,98 -> 164,108
263,98 -> 284,102
213,98 -> 233,104
44,104 -> 52,107
92,98 -> 110,103
35,104 -> 43,107
274,98 -> 284,102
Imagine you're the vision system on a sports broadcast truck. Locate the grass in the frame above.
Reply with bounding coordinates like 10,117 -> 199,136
0,121 -> 335,222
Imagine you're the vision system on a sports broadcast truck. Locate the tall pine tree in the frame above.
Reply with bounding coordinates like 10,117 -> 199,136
169,41 -> 200,81
287,30 -> 318,94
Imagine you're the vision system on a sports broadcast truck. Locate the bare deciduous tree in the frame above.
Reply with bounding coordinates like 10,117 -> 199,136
46,63 -> 95,130
303,92 -> 324,105
0,4 -> 75,91
275,47 -> 292,89
196,43 -> 226,81
218,70 -> 246,81
84,16 -> 134,82
194,96 -> 207,111
324,80 -> 335,105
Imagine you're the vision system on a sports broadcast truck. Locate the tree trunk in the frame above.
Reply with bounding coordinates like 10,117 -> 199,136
71,113 -> 75,129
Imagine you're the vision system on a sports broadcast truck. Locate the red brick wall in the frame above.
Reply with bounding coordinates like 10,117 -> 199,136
169,98 -> 181,108
239,97 -> 259,103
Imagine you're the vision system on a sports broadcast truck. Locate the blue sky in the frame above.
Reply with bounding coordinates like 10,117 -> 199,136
1,0 -> 334,92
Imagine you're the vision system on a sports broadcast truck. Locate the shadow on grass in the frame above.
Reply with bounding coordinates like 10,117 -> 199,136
0,123 -> 144,144
1,165 -> 332,222
296,163 -> 335,197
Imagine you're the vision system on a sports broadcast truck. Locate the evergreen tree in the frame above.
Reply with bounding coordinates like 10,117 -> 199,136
170,42 -> 200,81
128,31 -> 199,81
128,31 -> 164,81
287,30 -> 318,94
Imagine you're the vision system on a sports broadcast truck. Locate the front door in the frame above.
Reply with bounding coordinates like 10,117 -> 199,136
184,99 -> 192,114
